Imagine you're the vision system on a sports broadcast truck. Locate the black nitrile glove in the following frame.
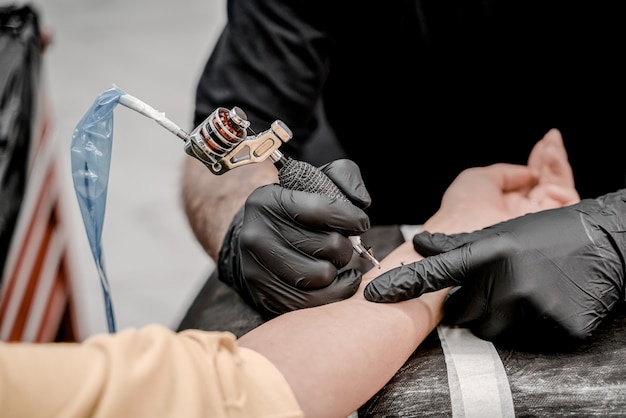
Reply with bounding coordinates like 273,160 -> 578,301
364,190 -> 626,348
219,159 -> 371,318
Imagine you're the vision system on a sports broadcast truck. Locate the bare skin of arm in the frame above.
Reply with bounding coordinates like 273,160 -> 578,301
238,233 -> 447,417
181,159 -> 278,261
237,129 -> 580,418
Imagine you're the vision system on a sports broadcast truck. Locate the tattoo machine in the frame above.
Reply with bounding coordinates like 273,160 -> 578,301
118,94 -> 380,268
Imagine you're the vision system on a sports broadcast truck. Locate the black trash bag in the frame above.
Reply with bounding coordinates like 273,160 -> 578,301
0,4 -> 43,282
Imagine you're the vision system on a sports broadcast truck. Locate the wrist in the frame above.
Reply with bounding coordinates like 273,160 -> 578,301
217,206 -> 245,288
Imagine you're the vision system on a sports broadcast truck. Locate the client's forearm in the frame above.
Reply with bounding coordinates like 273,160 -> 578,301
238,241 -> 445,418
238,142 -> 580,417
237,196 -> 507,417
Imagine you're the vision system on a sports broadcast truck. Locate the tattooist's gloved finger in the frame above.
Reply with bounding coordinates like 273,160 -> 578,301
218,170 -> 372,318
251,268 -> 363,317
240,184 -> 368,273
286,230 -> 357,268
363,243 -> 480,302
411,230 -> 482,256
369,191 -> 626,349
319,159 -> 372,209
437,257 -> 504,328
262,185 -> 371,236
240,185 -> 368,316
365,232 -> 577,343
241,225 -> 352,289
407,229 -> 513,322
244,183 -> 370,241
220,207 -> 361,317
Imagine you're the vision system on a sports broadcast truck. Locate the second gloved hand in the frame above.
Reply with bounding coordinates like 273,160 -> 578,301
364,190 -> 626,348
219,159 -> 371,318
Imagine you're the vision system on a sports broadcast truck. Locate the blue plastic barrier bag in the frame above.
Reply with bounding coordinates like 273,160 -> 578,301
70,85 -> 126,332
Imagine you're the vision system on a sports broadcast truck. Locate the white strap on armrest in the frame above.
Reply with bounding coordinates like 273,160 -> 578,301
438,325 -> 515,417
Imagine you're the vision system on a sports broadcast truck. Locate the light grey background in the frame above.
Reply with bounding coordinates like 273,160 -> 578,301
27,0 -> 226,337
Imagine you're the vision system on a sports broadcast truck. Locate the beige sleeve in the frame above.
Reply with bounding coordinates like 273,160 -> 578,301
0,325 -> 302,418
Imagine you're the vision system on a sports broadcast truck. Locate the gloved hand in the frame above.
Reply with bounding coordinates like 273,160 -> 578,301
219,159 -> 371,318
364,190 -> 626,348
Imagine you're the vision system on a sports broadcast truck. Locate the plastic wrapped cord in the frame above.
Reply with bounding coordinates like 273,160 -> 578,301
70,85 -> 126,333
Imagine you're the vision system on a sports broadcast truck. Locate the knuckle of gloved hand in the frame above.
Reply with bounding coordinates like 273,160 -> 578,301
248,184 -> 275,203
244,197 -> 275,221
305,273 -> 360,306
314,232 -> 354,266
294,261 -> 337,290
239,223 -> 271,251
297,199 -> 367,233
329,202 -> 370,234
248,184 -> 293,214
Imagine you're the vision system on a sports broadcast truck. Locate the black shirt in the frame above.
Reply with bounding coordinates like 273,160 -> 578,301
196,0 -> 626,225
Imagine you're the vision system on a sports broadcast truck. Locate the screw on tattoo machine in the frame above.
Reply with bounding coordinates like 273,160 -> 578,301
118,93 -> 380,268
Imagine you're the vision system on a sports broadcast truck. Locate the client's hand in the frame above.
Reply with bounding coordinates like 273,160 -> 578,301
424,129 -> 579,234
364,130 -> 621,349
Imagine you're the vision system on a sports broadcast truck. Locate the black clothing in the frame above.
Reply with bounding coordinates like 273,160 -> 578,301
196,0 -> 626,226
